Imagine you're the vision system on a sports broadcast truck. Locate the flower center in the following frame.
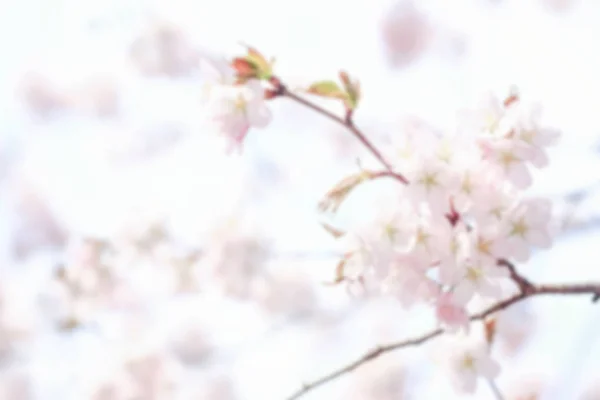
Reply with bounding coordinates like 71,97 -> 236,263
234,93 -> 248,111
461,354 -> 476,370
419,172 -> 439,190
510,218 -> 529,237
466,266 -> 482,282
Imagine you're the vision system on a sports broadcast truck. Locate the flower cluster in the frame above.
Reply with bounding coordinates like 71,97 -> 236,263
197,49 -> 562,393
326,92 -> 559,391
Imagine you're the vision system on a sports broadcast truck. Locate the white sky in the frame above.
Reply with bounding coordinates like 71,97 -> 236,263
1,0 -> 600,399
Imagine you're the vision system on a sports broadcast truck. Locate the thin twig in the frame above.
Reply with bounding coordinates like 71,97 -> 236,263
487,379 -> 505,400
285,282 -> 600,400
273,81 -> 409,185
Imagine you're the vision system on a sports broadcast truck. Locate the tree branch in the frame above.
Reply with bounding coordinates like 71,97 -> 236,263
285,281 -> 600,400
271,79 -> 409,185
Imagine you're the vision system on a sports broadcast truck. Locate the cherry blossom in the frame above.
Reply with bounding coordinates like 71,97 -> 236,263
381,252 -> 439,307
198,56 -> 272,152
447,340 -> 501,393
496,198 -> 554,262
512,103 -> 561,168
204,79 -> 272,153
404,157 -> 454,213
480,138 -> 534,189
450,255 -> 509,305
435,292 -> 469,332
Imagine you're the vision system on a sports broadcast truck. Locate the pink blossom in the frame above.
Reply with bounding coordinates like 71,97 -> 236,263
435,292 -> 469,332
205,79 -> 271,153
450,256 -> 509,305
381,252 -> 438,307
448,341 -> 501,393
496,198 -> 554,262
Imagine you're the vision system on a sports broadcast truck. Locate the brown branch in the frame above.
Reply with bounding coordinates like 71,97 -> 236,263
285,281 -> 600,400
271,79 -> 409,185
497,258 -> 535,294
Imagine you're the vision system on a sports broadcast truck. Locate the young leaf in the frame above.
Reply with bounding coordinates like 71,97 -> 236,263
318,170 -> 374,213
320,222 -> 346,238
307,80 -> 348,100
339,70 -> 361,110
323,257 -> 349,286
245,47 -> 272,79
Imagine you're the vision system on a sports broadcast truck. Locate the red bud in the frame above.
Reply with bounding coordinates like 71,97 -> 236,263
231,58 -> 257,78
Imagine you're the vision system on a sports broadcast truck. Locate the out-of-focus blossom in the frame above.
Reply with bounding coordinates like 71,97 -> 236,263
504,375 -> 546,400
169,322 -> 214,365
69,77 -> 121,118
254,272 -> 317,318
204,78 -> 272,153
380,1 -> 432,68
200,221 -> 270,299
0,371 -> 32,400
494,304 -> 536,356
191,374 -> 238,400
541,0 -> 579,13
0,277 -> 36,359
17,72 -> 69,118
129,22 -> 200,77
446,339 -> 500,393
9,179 -> 67,260
85,343 -> 183,400
346,361 -> 407,400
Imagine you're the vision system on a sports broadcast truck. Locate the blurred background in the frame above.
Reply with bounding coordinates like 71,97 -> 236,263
1,0 -> 600,398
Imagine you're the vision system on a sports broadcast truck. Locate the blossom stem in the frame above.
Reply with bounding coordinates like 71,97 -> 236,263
486,379 -> 505,400
285,281 -> 600,400
271,79 -> 409,184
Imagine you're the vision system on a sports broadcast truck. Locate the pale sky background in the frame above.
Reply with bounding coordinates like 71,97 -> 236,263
1,0 -> 600,399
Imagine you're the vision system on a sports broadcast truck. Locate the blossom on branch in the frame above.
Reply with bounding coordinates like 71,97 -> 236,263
200,57 -> 272,153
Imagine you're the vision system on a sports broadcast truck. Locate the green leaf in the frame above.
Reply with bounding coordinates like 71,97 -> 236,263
245,47 -> 272,79
338,70 -> 361,110
307,80 -> 348,100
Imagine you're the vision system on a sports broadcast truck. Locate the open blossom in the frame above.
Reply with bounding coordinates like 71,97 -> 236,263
496,197 -> 553,262
464,93 -> 559,190
435,292 -> 469,332
381,252 -> 438,307
404,157 -> 454,213
481,137 -> 535,189
450,255 -> 509,305
200,57 -> 271,152
205,80 -> 271,153
447,341 -> 501,393
512,103 -> 561,168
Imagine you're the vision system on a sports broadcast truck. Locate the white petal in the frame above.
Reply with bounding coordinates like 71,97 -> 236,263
476,356 -> 501,379
529,148 -> 549,168
453,281 -> 475,305
485,264 -> 510,279
245,79 -> 266,98
510,239 -> 530,262
537,128 -> 560,147
527,229 -> 552,248
477,278 -> 502,299
508,163 -> 532,189
247,104 -> 272,128
457,369 -> 478,393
